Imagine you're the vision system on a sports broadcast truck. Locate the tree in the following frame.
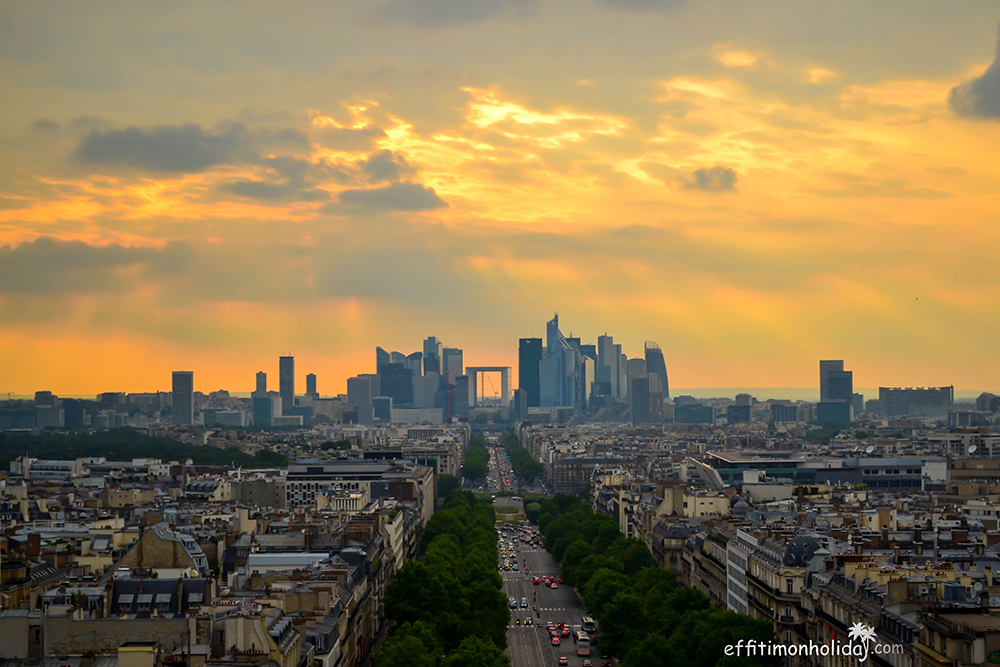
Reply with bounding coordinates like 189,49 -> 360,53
437,474 -> 462,499
376,622 -> 440,667
442,636 -> 511,667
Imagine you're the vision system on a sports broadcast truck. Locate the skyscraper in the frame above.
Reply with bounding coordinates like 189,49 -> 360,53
818,360 -> 853,422
423,336 -> 442,375
540,315 -> 579,409
644,341 -> 670,399
597,335 -> 622,399
629,375 -> 651,424
254,371 -> 267,396
442,347 -> 463,380
279,356 -> 295,413
306,373 -> 317,397
172,371 -> 194,425
518,338 -> 542,408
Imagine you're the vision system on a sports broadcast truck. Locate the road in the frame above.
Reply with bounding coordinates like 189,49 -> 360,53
498,528 -> 596,667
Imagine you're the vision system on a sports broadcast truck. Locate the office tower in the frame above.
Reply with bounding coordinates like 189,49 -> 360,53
629,375 -> 650,424
279,356 -> 295,413
347,375 -> 379,410
878,386 -> 954,417
852,393 -> 865,415
253,395 -> 281,427
518,338 -> 543,408
255,371 -> 267,397
455,375 -> 471,419
442,347 -> 463,379
423,336 -> 442,375
406,352 -> 423,378
372,396 -> 393,422
627,358 -> 646,378
540,315 -> 579,408
380,363 -> 414,406
644,341 -> 670,399
817,360 -> 853,422
376,347 -> 390,372
580,355 -> 595,411
579,344 -> 597,361
597,335 -> 622,399
306,373 -> 317,397
819,360 -> 844,401
172,371 -> 194,425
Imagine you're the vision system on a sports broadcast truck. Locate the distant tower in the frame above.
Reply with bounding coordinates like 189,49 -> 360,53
423,336 -> 442,375
644,341 -> 670,399
818,360 -> 853,422
279,356 -> 295,413
518,338 -> 542,408
306,373 -> 317,398
172,371 -> 194,425
255,371 -> 267,396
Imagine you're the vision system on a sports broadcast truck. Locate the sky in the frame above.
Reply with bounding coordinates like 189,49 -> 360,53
3,0 -> 1000,397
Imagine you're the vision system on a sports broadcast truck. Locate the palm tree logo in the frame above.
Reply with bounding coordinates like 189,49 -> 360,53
848,621 -> 877,661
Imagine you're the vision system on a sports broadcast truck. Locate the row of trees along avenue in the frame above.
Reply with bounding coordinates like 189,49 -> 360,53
460,433 -> 489,482
537,494 -> 779,667
378,490 -> 511,667
501,432 -> 543,481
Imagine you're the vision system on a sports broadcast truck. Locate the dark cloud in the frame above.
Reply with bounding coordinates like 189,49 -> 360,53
0,236 -> 195,294
329,182 -> 448,214
225,179 -> 330,202
361,150 -> 415,183
684,166 -> 737,192
75,122 -> 253,173
373,0 -> 537,26
33,119 -> 59,132
949,26 -> 1000,118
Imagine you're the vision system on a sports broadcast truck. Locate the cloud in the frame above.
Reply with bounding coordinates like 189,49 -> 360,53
330,182 -> 448,214
225,179 -> 330,202
75,122 -> 253,173
684,166 -> 737,192
361,150 -> 415,183
601,0 -> 687,11
372,0 -> 537,26
0,236 -> 195,294
33,119 -> 59,132
949,26 -> 1000,118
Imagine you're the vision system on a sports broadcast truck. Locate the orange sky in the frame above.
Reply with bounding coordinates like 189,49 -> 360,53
2,1 -> 1000,397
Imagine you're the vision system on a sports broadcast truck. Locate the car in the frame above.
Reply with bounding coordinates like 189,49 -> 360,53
561,627 -> 571,637
551,582 -> 558,589
525,617 -> 532,625
521,597 -> 528,607
582,661 -> 592,667
601,662 -> 612,667
558,659 -> 568,666
551,637 -> 560,646
533,577 -> 541,584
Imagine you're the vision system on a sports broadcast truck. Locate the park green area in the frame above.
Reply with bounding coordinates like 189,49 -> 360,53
0,427 -> 287,471
538,494 -> 779,667
378,490 -> 511,667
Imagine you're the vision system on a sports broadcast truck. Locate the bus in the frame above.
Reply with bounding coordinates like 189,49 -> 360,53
582,616 -> 597,634
576,631 -> 591,656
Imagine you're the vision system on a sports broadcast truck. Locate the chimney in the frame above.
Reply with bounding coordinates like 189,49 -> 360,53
914,526 -> 924,555
882,525 -> 890,549
981,589 -> 990,610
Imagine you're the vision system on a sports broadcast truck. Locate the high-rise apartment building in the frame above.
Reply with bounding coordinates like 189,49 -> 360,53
279,356 -> 295,413
518,338 -> 543,408
172,371 -> 194,425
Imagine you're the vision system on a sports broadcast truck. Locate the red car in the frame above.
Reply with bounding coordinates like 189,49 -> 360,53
533,577 -> 541,585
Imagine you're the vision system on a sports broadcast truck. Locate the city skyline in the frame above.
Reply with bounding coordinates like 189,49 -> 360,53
4,3 -> 1000,395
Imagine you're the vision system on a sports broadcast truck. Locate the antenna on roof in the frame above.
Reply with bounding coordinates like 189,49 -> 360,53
969,444 -> 978,455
